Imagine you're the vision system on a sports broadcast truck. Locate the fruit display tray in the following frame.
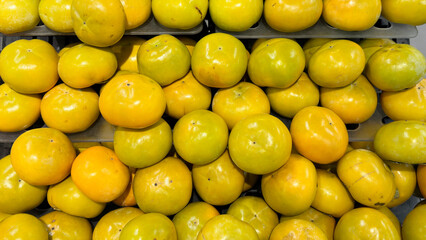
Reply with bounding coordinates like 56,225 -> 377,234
216,17 -> 418,39
0,102 -> 388,143
0,16 -> 204,37
0,37 -> 413,143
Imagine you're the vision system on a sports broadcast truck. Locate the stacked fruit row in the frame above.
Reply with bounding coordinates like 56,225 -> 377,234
0,31 -> 426,239
2,1 -> 426,41
1,34 -> 425,133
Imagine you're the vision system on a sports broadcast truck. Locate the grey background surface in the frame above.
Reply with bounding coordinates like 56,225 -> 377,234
411,24 -> 426,56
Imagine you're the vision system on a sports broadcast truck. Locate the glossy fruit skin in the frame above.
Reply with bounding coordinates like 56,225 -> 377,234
323,0 -> 381,31
248,38 -> 305,88
10,128 -> 76,186
47,176 -> 106,218
382,0 -> 426,26
0,212 -> 11,222
334,207 -> 401,240
374,120 -> 426,164
365,44 -> 426,91
386,161 -> 417,208
266,72 -> 319,118
270,219 -> 328,240
0,213 -> 48,239
320,75 -> 378,124
303,38 -> 333,69
359,38 -> 396,62
172,202 -> 220,240
71,0 -> 126,47
197,214 -> 259,240
212,82 -> 270,129
418,165 -> 426,198
376,207 -> 401,237
163,71 -> 212,119
227,196 -> 279,240
40,211 -> 92,240
337,149 -> 396,207
120,0 -> 151,30
114,118 -> 172,168
133,157 -> 192,215
58,44 -> 117,89
111,36 -> 146,72
0,155 -> 47,214
402,203 -> 426,240
264,0 -> 322,33
71,146 -> 130,203
152,0 -> 207,30
39,0 -> 73,33
311,169 -> 354,218
280,207 -> 336,240
308,40 -> 365,88
290,106 -> 348,164
173,110 -> 228,165
210,0 -> 263,32
99,73 -> 166,129
381,78 -> 426,121
0,39 -> 58,94
192,33 -> 248,88
0,83 -> 41,132
0,0 -> 40,34
41,83 -> 100,133
137,34 -> 191,86
93,207 -> 144,240
229,113 -> 292,175
120,212 -> 177,240
262,153 -> 317,216
193,150 -> 245,206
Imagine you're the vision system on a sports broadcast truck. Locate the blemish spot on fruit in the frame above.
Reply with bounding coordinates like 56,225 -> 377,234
195,6 -> 202,18
310,219 -> 314,222
27,49 -> 31,52
181,80 -> 185,84
18,179 -> 22,182
374,202 -> 385,206
368,197 -> 372,201
51,227 -> 55,230
272,3 -> 276,7
118,229 -> 121,232
170,180 -> 173,183
218,47 -> 222,50
154,183 -> 158,186
126,83 -> 131,86
50,139 -> 54,142
83,21 -> 86,25
254,214 -> 257,218
110,157 -> 114,161
207,178 -> 210,181
329,122 -> 332,125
